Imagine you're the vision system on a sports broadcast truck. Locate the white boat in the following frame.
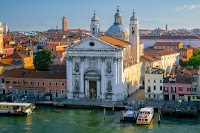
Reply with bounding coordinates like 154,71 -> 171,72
0,102 -> 35,116
120,106 -> 139,122
136,107 -> 154,125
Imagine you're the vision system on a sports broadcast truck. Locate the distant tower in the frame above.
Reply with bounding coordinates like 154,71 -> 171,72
165,24 -> 168,31
62,16 -> 68,32
90,10 -> 100,36
3,22 -> 9,36
0,22 -> 4,53
129,10 -> 140,63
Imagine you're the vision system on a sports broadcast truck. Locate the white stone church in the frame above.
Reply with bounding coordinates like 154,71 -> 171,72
66,8 -> 144,101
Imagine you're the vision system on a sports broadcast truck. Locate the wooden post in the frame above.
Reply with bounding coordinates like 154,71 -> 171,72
158,106 -> 161,124
112,103 -> 114,114
104,108 -> 106,120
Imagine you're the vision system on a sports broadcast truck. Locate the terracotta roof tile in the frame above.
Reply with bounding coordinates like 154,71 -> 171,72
98,36 -> 131,48
154,42 -> 182,46
1,69 -> 66,79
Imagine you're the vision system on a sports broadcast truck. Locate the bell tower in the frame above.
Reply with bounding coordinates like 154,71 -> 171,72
90,10 -> 100,36
129,10 -> 140,63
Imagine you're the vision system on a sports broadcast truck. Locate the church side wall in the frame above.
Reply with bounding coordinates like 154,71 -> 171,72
123,62 -> 142,96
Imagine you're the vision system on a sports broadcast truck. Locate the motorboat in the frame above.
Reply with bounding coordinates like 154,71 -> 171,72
0,102 -> 35,116
136,107 -> 154,125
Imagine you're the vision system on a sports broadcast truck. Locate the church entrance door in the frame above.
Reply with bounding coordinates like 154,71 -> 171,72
89,81 -> 97,99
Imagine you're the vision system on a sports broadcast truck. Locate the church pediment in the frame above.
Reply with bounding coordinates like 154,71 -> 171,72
67,36 -> 120,51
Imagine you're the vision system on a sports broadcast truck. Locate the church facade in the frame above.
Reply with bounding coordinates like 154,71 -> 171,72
66,9 -> 143,101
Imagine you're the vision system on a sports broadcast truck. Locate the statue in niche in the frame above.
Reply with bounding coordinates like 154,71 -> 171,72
74,62 -> 79,72
106,62 -> 112,73
107,80 -> 112,92
74,80 -> 79,91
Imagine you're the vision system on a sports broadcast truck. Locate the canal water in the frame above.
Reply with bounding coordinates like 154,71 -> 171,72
0,107 -> 200,133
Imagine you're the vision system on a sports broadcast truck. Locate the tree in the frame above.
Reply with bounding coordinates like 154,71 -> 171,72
34,49 -> 52,71
187,49 -> 200,67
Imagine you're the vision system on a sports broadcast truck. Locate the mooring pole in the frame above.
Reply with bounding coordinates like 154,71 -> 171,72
158,106 -> 161,124
112,103 -> 114,115
104,108 -> 106,120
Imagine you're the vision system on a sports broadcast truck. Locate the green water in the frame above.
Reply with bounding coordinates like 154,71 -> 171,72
0,107 -> 200,133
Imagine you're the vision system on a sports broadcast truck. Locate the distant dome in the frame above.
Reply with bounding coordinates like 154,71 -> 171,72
106,25 -> 129,41
130,10 -> 138,21
106,8 -> 129,41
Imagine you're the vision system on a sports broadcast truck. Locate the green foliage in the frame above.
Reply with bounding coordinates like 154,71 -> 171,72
179,60 -> 187,67
34,49 -> 52,71
187,49 -> 200,67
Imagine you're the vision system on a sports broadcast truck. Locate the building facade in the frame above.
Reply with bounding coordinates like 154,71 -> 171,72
0,70 -> 67,99
66,9 -> 143,101
0,22 -> 3,54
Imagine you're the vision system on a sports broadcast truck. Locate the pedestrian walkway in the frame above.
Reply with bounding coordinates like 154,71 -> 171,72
127,89 -> 145,102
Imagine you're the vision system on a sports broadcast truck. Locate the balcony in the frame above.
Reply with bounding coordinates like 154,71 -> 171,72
163,89 -> 168,93
147,89 -> 151,92
169,78 -> 176,83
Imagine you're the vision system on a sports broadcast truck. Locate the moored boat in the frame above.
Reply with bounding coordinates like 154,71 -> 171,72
136,107 -> 154,125
0,102 -> 35,116
120,106 -> 139,122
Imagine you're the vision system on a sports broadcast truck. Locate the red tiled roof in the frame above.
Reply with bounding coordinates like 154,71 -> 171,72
1,69 -> 66,79
154,42 -> 182,46
141,35 -> 200,40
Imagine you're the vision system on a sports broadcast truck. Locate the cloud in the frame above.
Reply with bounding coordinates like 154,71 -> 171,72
176,4 -> 200,11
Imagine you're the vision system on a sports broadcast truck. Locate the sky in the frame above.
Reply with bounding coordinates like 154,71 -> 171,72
1,0 -> 200,31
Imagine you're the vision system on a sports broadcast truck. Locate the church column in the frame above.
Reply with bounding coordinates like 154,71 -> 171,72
80,57 -> 85,99
67,56 -> 73,99
112,57 -> 118,101
101,57 -> 105,100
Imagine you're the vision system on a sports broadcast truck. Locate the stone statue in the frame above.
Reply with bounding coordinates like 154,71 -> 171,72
107,80 -> 112,92
106,62 -> 112,73
74,80 -> 79,91
74,62 -> 79,72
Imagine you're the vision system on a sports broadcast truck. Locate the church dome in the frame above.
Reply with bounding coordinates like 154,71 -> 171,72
106,25 -> 129,41
106,8 -> 129,41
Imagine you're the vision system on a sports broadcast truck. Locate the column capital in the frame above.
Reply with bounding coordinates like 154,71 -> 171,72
113,57 -> 118,62
66,56 -> 73,61
80,57 -> 85,62
101,57 -> 106,62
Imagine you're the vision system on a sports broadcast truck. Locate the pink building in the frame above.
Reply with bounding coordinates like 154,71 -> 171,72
43,42 -> 68,65
4,45 -> 14,56
0,69 -> 67,99
163,75 -> 193,101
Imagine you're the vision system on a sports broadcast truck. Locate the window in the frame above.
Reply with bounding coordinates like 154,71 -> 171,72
61,90 -> 65,94
192,77 -> 197,82
62,82 -> 65,86
147,86 -> 151,92
192,88 -> 196,92
89,42 -> 95,46
37,82 -> 40,85
160,86 -> 162,91
49,90 -> 52,94
149,94 -> 151,98
49,82 -> 51,86
179,87 -> 182,91
154,80 -> 156,83
55,82 -> 58,86
52,49 -> 53,51
187,88 -> 191,92
13,81 -> 17,84
31,82 -> 34,86
154,86 -> 156,90
154,95 -> 155,98
18,81 -> 22,84
160,80 -> 162,83
42,82 -> 45,86
148,79 -> 150,83
6,81 -> 10,84
2,78 -> 5,83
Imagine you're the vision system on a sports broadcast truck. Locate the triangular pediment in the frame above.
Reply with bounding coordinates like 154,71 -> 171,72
67,36 -> 120,51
